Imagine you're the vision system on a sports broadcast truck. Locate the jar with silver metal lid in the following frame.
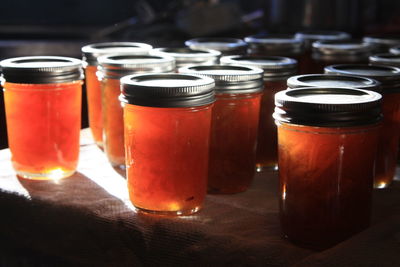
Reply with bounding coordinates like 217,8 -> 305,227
311,40 -> 373,73
81,42 -> 152,148
294,30 -> 351,74
120,73 -> 215,215
274,86 -> 382,249
325,64 -> 400,188
369,53 -> 400,68
1,56 -> 84,180
184,37 -> 248,56
97,54 -> 175,170
179,64 -> 263,194
150,47 -> 220,69
244,34 -> 304,58
220,55 -> 297,171
363,35 -> 400,53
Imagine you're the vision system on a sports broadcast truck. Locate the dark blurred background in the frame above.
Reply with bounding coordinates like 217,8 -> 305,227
0,0 -> 399,148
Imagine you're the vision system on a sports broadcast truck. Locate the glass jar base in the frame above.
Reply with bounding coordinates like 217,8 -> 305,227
256,164 -> 278,173
135,205 -> 201,216
16,169 -> 75,180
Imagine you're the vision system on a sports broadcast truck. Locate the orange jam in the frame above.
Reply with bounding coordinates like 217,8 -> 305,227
81,42 -> 153,148
120,73 -> 215,215
179,64 -> 264,194
274,87 -> 382,249
1,56 -> 83,180
208,93 -> 262,193
84,65 -> 103,147
97,54 -> 175,169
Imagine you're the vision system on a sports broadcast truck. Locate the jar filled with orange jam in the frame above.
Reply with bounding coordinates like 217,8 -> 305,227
311,40 -> 373,73
179,64 -> 263,194
325,64 -> 400,188
185,37 -> 248,56
120,73 -> 215,215
1,56 -> 83,180
151,47 -> 220,69
220,55 -> 297,172
274,87 -> 382,250
81,42 -> 152,148
294,30 -> 350,74
97,54 -> 175,169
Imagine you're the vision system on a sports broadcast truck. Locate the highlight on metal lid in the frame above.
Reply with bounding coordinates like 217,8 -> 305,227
179,64 -> 264,94
273,87 -> 382,127
97,54 -> 175,79
287,74 -> 381,92
244,34 -> 304,55
0,56 -> 83,84
120,73 -> 215,108
150,47 -> 221,68
185,37 -> 248,55
220,55 -> 297,81
295,30 -> 351,49
312,39 -> 373,60
369,53 -> 400,67
81,42 -> 153,65
390,46 -> 400,55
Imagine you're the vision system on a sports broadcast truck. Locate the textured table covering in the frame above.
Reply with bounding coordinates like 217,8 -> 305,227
0,130 -> 399,267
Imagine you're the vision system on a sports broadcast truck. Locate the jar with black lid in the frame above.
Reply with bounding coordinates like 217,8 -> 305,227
294,30 -> 351,74
151,47 -> 220,69
1,56 -> 84,180
311,40 -> 373,73
244,34 -> 304,58
363,35 -> 400,53
179,64 -> 264,194
97,54 -> 175,170
220,55 -> 297,171
184,37 -> 248,56
120,73 -> 215,215
274,87 -> 382,249
325,64 -> 400,188
81,42 -> 152,148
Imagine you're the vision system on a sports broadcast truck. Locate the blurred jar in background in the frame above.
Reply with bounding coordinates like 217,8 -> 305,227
1,56 -> 83,180
151,47 -> 220,69
363,35 -> 400,53
81,42 -> 152,148
97,54 -> 175,170
120,73 -> 215,215
311,40 -> 373,73
325,64 -> 400,188
369,53 -> 400,67
220,55 -> 297,171
180,64 -> 263,194
185,37 -> 248,56
274,87 -> 382,250
294,30 -> 350,74
390,46 -> 400,55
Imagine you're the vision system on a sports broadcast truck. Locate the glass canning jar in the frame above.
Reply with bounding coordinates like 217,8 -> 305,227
1,56 -> 83,180
325,64 -> 400,188
120,73 -> 215,215
220,55 -> 297,171
180,64 -> 264,194
97,54 -> 175,170
81,42 -> 152,148
311,40 -> 373,73
151,47 -> 220,69
274,87 -> 382,249
185,37 -> 248,56
294,30 -> 351,74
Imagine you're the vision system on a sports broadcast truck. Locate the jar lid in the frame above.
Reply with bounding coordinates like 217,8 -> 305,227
324,64 -> 400,93
287,74 -> 381,92
244,34 -> 304,55
363,35 -> 400,47
312,40 -> 373,61
81,42 -> 153,65
184,37 -> 248,55
273,87 -> 382,127
97,54 -> 175,79
390,46 -> 400,55
220,55 -> 297,81
178,64 -> 264,94
150,47 -> 220,68
120,73 -> 215,108
369,53 -> 400,67
0,56 -> 83,84
295,30 -> 351,49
